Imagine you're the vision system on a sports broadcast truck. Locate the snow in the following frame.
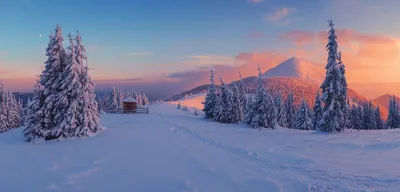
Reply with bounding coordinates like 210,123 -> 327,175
1,103 -> 400,191
262,57 -> 324,84
122,96 -> 137,103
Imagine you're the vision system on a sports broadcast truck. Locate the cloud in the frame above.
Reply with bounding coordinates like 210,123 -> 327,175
179,55 -> 236,66
249,0 -> 263,4
267,8 -> 294,25
278,27 -> 400,84
278,30 -> 314,46
124,52 -> 153,57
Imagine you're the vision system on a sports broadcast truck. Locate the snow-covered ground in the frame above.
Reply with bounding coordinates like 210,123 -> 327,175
1,103 -> 400,191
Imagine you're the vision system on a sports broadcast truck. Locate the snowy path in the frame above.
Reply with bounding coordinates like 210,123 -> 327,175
1,103 -> 400,191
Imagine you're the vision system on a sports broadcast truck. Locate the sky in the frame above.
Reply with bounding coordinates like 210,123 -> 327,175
1,0 -> 400,99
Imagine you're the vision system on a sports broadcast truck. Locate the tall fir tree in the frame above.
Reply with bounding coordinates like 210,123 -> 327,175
318,19 -> 345,132
348,105 -> 358,130
23,78 -> 46,141
337,52 -> 348,128
295,100 -> 313,130
217,77 -> 232,123
375,106 -> 384,130
213,91 -> 225,123
75,31 -> 102,136
286,93 -> 296,129
53,33 -> 83,138
237,72 -> 246,122
229,82 -> 242,123
312,92 -> 323,130
203,69 -> 217,119
39,25 -> 67,139
247,65 -> 275,128
387,95 -> 399,129
362,102 -> 374,130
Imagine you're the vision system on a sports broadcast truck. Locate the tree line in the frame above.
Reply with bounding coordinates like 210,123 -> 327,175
97,87 -> 150,112
203,19 -> 393,132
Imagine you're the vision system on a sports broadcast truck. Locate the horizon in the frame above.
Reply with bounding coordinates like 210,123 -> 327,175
1,0 -> 400,99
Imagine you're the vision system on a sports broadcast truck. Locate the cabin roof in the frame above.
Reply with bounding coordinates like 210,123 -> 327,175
122,97 -> 137,103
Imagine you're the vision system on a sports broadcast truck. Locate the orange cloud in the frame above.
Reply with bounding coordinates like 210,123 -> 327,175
279,30 -> 314,46
279,28 -> 400,84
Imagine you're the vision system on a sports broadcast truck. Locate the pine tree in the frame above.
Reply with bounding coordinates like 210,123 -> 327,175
244,95 -> 255,125
312,92 -> 323,130
0,83 -> 7,132
230,82 -> 242,123
348,105 -> 358,130
362,102 -> 373,130
108,87 -> 119,111
75,31 -> 102,136
295,100 -> 313,130
247,65 -> 275,128
39,25 -> 68,139
218,77 -> 232,123
52,33 -> 83,138
375,106 -> 383,130
286,93 -> 296,129
237,72 -> 246,122
23,78 -> 46,141
213,91 -> 225,123
337,52 -> 348,128
387,95 -> 399,129
203,69 -> 217,119
277,98 -> 288,127
318,19 -> 345,132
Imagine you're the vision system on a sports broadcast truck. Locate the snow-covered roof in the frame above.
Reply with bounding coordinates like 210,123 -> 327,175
122,97 -> 137,103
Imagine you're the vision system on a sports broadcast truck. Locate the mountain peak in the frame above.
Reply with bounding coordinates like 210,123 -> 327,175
262,57 -> 324,84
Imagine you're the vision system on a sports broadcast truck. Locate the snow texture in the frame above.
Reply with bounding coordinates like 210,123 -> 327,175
2,103 -> 400,191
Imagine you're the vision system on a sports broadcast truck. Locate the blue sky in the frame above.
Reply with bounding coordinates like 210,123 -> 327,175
1,0 -> 400,90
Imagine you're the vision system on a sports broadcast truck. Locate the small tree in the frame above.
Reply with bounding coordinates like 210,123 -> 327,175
312,93 -> 323,130
375,106 -> 383,130
203,69 -> 217,119
177,102 -> 182,109
295,100 -> 313,130
286,93 -> 296,129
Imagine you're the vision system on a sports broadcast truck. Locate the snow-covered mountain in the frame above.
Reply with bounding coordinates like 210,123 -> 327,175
262,57 -> 324,84
373,94 -> 400,109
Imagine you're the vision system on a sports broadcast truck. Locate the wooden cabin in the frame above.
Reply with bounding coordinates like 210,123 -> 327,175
122,97 -> 137,113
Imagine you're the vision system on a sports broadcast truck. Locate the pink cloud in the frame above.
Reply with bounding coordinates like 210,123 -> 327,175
279,30 -> 315,46
267,8 -> 293,22
249,0 -> 263,4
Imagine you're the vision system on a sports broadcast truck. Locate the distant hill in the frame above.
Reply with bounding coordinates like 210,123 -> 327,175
373,94 -> 400,110
167,84 -> 212,101
262,57 -> 324,84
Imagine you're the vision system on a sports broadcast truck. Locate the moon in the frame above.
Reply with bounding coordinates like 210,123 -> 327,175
39,34 -> 42,38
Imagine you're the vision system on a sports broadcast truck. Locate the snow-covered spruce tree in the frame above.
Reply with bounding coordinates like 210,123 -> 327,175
116,88 -> 124,110
375,106 -> 384,130
362,102 -> 374,130
337,52 -> 348,128
237,72 -> 246,122
53,33 -> 84,138
177,102 -> 182,109
23,78 -> 46,142
213,91 -> 225,122
295,100 -> 313,130
7,91 -> 21,128
277,97 -> 288,127
108,87 -> 119,111
348,105 -> 358,130
229,82 -> 242,124
217,77 -> 233,123
248,65 -> 276,128
275,92 -> 283,127
387,95 -> 399,129
286,93 -> 296,129
312,92 -> 323,130
244,95 -> 255,126
39,25 -> 68,139
345,98 -> 351,128
0,83 -> 8,132
318,19 -> 346,132
203,69 -> 217,119
75,31 -> 102,136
